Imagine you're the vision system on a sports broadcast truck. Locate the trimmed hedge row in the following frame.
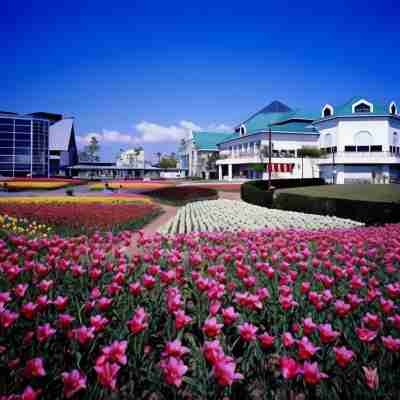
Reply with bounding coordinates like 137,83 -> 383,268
274,191 -> 400,225
146,186 -> 218,206
241,178 -> 325,207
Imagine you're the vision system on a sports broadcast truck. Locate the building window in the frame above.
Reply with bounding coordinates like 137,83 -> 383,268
370,145 -> 382,152
390,102 -> 397,115
321,104 -> 334,118
354,103 -> 371,113
356,145 -> 370,152
344,146 -> 356,152
239,125 -> 246,137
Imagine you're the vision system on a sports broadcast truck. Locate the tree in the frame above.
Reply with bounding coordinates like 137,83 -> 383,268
251,163 -> 265,174
159,157 -> 178,168
297,146 -> 325,158
79,136 -> 100,162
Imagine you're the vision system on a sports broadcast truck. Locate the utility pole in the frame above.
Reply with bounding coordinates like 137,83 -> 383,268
268,126 -> 272,188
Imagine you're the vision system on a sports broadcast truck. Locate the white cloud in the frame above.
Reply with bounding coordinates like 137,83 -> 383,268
77,120 -> 233,146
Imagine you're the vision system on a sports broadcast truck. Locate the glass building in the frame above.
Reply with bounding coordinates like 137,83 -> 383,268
0,113 -> 50,177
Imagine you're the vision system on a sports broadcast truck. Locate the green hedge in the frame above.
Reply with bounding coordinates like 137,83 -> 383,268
274,191 -> 400,225
241,179 -> 325,207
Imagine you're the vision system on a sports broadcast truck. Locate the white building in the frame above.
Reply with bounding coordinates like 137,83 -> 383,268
116,148 -> 145,169
179,98 -> 400,183
315,97 -> 399,183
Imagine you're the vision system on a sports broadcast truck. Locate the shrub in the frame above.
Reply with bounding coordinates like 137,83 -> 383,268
274,190 -> 400,225
146,186 -> 218,205
241,179 -> 325,207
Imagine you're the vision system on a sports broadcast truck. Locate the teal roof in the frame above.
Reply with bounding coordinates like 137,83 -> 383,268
192,131 -> 235,150
327,97 -> 394,117
239,101 -> 316,134
271,121 -> 318,134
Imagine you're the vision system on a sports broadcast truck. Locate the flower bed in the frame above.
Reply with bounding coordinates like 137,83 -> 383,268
0,178 -> 87,191
0,214 -> 51,238
89,181 -> 175,192
0,225 -> 400,398
0,197 -> 161,236
159,199 -> 363,234
146,186 -> 218,206
184,183 -> 242,192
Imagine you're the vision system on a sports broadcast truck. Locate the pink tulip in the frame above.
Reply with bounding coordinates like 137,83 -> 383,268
25,357 -> 46,378
382,335 -> 400,352
333,346 -> 354,368
101,340 -> 128,365
160,356 -> 188,387
62,370 -> 87,398
303,362 -> 328,385
362,366 -> 379,390
95,361 -> 120,391
280,357 -> 301,380
318,324 -> 340,343
356,327 -> 378,343
298,336 -> 320,359
212,356 -> 243,386
174,309 -> 192,330
127,307 -> 149,335
222,306 -> 239,325
282,332 -> 296,348
162,339 -> 190,359
36,323 -> 56,343
202,317 -> 223,338
258,332 -> 275,349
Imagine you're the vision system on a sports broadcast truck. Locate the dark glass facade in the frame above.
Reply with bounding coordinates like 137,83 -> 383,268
0,115 -> 49,177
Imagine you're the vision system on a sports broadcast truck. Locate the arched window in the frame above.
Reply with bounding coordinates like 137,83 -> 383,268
354,103 -> 371,113
239,125 -> 246,137
321,104 -> 334,118
390,102 -> 397,115
393,132 -> 398,146
354,131 -> 373,151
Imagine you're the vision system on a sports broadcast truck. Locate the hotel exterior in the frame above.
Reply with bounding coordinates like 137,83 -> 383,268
180,98 -> 400,183
0,111 -> 78,177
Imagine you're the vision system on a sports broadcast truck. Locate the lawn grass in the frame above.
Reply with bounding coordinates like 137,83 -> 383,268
276,184 -> 400,203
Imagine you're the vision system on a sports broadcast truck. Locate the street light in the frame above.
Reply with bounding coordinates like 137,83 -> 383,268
332,148 -> 336,184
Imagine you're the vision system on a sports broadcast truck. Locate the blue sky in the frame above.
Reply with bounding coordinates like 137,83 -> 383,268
1,0 -> 399,161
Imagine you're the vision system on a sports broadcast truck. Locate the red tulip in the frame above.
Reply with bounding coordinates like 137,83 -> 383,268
162,339 -> 190,359
36,323 -> 56,343
202,317 -> 223,338
127,307 -> 149,335
174,309 -> 192,330
101,340 -> 128,365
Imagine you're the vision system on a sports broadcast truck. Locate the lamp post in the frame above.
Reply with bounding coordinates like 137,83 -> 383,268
268,126 -> 272,188
332,148 -> 336,184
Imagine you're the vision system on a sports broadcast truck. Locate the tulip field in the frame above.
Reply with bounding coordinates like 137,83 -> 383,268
0,221 -> 400,399
0,197 -> 161,237
159,200 -> 363,234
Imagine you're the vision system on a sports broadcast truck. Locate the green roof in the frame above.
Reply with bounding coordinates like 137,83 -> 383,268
329,97 -> 393,117
192,131 -> 235,150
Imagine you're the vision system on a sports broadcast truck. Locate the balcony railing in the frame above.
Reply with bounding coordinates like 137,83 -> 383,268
221,151 -> 298,159
321,151 -> 400,159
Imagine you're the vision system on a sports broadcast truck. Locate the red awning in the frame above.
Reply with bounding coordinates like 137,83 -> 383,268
266,163 -> 294,173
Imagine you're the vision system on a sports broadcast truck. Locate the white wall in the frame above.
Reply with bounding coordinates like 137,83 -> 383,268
317,117 -> 390,151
